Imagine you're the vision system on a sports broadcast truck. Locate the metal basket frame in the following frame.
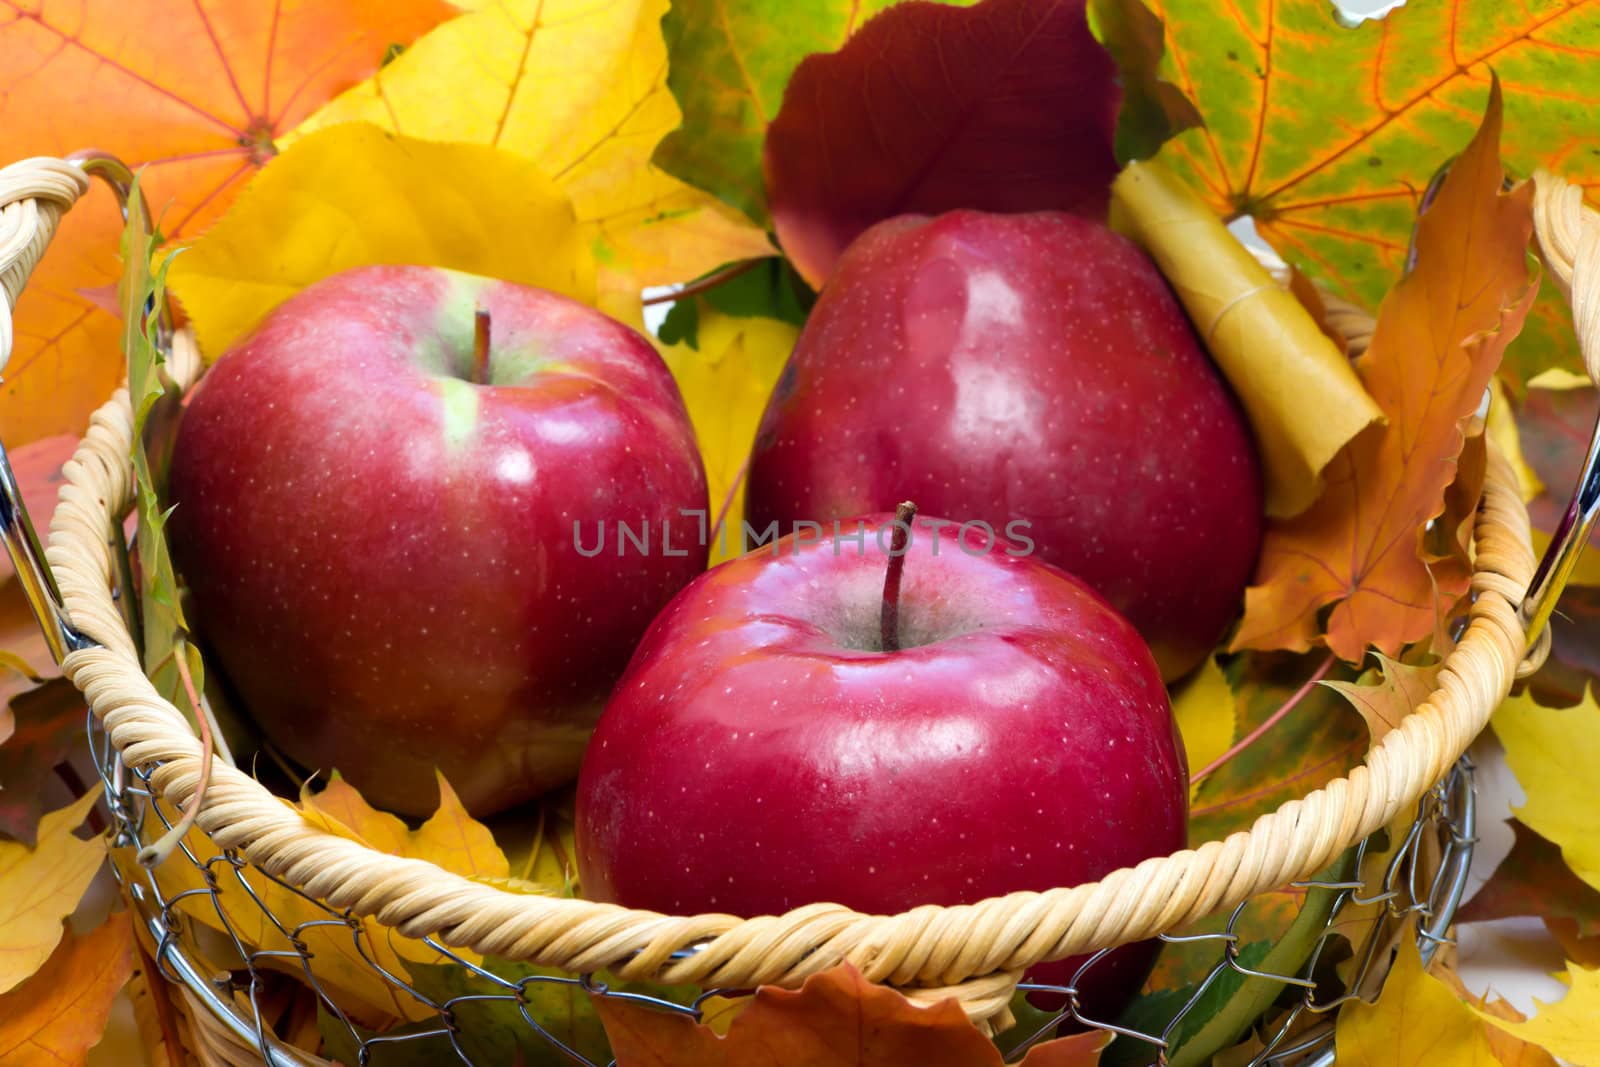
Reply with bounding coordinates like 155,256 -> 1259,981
1,150 -> 1593,1066
93,682 -> 1480,1066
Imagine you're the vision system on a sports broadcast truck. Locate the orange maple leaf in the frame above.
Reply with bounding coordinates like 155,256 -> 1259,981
1231,79 -> 1537,662
0,912 -> 134,1066
0,0 -> 462,446
593,962 -> 1109,1067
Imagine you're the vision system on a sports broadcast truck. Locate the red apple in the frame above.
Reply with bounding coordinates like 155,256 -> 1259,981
168,265 -> 709,816
576,514 -> 1187,1018
745,210 -> 1262,681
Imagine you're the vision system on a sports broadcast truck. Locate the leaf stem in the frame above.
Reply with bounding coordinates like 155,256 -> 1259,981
1191,652 -> 1337,787
707,457 -> 750,557
641,259 -> 764,307
139,640 -> 214,868
880,502 -> 917,653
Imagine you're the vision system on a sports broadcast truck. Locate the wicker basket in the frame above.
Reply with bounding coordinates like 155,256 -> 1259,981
3,151 -> 1596,1066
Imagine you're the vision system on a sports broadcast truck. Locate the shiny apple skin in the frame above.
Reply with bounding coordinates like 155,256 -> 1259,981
168,265 -> 708,816
745,209 -> 1263,681
576,516 -> 1187,1016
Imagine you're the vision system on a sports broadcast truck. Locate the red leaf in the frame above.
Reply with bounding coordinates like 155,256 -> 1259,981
0,681 -> 88,845
1526,585 -> 1600,708
763,0 -> 1121,288
1515,385 -> 1598,539
1459,821 -> 1600,938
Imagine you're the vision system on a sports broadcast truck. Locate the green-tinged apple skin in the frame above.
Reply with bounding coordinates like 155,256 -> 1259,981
745,209 -> 1263,681
168,265 -> 709,816
576,516 -> 1187,1018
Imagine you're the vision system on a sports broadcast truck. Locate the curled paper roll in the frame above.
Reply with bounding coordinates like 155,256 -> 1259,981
1111,160 -> 1382,518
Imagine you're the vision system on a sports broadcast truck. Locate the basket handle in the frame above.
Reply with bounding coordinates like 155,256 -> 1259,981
6,156 -> 1592,1021
1518,171 -> 1600,649
0,151 -> 163,666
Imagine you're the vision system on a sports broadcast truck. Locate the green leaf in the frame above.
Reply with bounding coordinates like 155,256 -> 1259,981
1106,944 -> 1271,1067
119,180 -> 200,734
1149,0 -> 1600,389
655,257 -> 815,349
404,959 -> 699,1066
656,0 -> 1195,228
658,297 -> 700,348
1145,653 -> 1364,992
1167,854 -> 1351,1066
1111,849 -> 1355,1067
316,958 -> 698,1067
1190,655 -> 1366,845
1089,0 -> 1202,162
316,1007 -> 443,1067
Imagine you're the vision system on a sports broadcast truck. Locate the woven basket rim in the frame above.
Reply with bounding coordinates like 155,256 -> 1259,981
8,154 -> 1590,1024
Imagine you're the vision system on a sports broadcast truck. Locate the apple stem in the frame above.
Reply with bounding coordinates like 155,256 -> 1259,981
472,305 -> 491,385
880,501 -> 918,653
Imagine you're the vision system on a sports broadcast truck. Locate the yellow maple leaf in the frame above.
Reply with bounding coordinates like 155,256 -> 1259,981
168,123 -> 597,361
297,775 -> 410,854
288,0 -> 773,302
297,773 -> 510,885
1334,937 -> 1499,1066
129,795 -> 423,1026
138,771 -> 512,1026
410,774 -> 511,881
1473,964 -> 1600,1067
1436,966 -> 1561,1067
0,913 -> 134,1067
659,312 -> 798,564
0,792 -> 106,995
1492,687 -> 1600,895
1168,656 -> 1235,799
295,774 -> 508,978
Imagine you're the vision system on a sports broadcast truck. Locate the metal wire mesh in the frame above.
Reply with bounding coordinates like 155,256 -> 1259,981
0,146 -> 1536,1067
91,698 -> 1476,1067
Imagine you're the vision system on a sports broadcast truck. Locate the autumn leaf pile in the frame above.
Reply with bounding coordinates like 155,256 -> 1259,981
4,0 -> 1600,1064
